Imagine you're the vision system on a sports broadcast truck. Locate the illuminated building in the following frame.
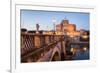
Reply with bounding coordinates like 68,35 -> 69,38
56,19 -> 80,37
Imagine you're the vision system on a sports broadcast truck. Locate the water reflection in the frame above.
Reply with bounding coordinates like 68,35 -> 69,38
66,45 -> 89,60
72,48 -> 89,60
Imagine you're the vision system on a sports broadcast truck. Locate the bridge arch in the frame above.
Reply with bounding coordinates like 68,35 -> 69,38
50,47 -> 61,61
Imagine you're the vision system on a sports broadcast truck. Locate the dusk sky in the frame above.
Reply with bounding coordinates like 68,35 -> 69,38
21,10 -> 90,31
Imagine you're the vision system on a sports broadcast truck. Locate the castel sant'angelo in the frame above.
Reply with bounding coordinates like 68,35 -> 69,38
56,18 -> 80,37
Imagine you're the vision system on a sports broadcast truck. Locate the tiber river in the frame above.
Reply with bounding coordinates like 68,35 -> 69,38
66,44 -> 89,60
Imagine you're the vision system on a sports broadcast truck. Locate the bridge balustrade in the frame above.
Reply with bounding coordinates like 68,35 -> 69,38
21,32 -> 64,62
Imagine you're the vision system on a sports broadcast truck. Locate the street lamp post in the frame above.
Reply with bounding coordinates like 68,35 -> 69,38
52,18 -> 56,34
52,18 -> 56,42
61,19 -> 67,59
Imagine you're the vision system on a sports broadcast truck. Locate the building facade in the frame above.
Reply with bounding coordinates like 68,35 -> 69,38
56,19 -> 80,37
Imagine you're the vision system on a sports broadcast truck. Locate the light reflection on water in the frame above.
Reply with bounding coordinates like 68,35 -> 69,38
72,48 -> 89,60
68,44 -> 90,60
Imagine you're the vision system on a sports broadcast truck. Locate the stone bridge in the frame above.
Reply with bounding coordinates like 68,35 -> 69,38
21,31 -> 67,63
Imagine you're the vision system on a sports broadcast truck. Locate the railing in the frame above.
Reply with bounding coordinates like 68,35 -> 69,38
21,32 -> 64,62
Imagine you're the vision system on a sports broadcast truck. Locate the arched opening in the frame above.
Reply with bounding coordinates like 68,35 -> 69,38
51,52 -> 60,61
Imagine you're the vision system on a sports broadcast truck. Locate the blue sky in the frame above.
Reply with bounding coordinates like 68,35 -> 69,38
21,10 -> 90,31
